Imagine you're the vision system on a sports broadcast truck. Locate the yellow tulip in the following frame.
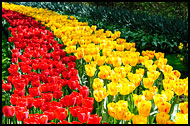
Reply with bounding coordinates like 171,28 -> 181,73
179,102 -> 188,114
157,102 -> 171,114
107,82 -> 121,96
84,55 -> 92,63
107,102 -> 117,117
96,56 -> 106,66
132,115 -> 147,124
155,52 -> 164,59
85,64 -> 96,77
137,100 -> 152,117
173,82 -> 185,96
149,86 -> 158,94
153,94 -> 167,106
93,88 -> 109,102
133,94 -> 145,106
175,112 -> 188,124
156,112 -> 170,124
92,78 -> 104,90
119,81 -> 136,95
161,90 -> 174,101
142,90 -> 154,100
143,78 -> 154,89
136,68 -> 145,76
123,111 -> 134,121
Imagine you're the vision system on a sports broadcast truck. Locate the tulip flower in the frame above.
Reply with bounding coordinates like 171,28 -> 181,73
3,106 -> 15,118
175,112 -> 188,124
2,83 -> 12,92
143,77 -> 154,89
137,100 -> 151,117
78,85 -> 89,98
54,107 -> 67,121
33,97 -> 45,108
132,115 -> 147,124
179,102 -> 188,114
41,93 -> 53,102
53,90 -> 63,99
93,88 -> 109,102
44,110 -> 55,121
156,112 -> 170,124
15,109 -> 29,121
87,114 -> 102,124
77,108 -> 90,123
157,102 -> 171,114
92,78 -> 104,90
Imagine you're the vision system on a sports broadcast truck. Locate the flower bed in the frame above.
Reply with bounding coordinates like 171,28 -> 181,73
2,2 -> 188,124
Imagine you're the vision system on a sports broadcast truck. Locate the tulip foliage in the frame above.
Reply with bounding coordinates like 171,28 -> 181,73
2,2 -> 188,124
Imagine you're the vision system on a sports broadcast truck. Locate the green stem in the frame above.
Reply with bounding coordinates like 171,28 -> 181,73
97,101 -> 100,116
101,101 -> 104,121
177,95 -> 180,112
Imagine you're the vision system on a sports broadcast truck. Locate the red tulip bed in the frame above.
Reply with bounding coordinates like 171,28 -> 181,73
2,8 -> 101,124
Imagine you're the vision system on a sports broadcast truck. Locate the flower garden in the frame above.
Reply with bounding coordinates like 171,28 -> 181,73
2,2 -> 188,124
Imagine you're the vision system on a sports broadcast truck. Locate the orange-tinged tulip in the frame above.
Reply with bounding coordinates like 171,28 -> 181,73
107,82 -> 120,96
96,56 -> 106,66
153,94 -> 167,106
149,86 -> 158,94
92,78 -> 104,90
137,100 -> 151,117
132,115 -> 147,124
179,102 -> 188,114
84,55 -> 92,63
142,90 -> 154,100
143,78 -> 154,89
107,102 -> 117,117
93,88 -> 109,102
156,112 -> 170,124
123,111 -> 134,121
157,102 -> 171,114
133,94 -> 145,106
155,52 -> 164,60
85,64 -> 96,77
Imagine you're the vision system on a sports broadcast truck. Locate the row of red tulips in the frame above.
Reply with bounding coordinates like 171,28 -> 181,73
2,8 -> 104,124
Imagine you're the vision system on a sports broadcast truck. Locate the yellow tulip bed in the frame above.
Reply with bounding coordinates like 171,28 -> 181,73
2,2 -> 188,124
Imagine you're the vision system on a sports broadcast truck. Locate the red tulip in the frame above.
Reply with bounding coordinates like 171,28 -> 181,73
78,85 -> 89,98
24,118 -> 39,124
44,110 -> 55,121
54,107 -> 67,121
68,79 -> 79,90
77,108 -> 90,123
31,80 -> 41,87
13,88 -> 25,97
83,97 -> 94,107
15,109 -> 29,121
3,106 -> 15,118
38,114 -> 48,124
16,98 -> 28,107
29,87 -> 41,97
21,64 -> 32,74
53,90 -> 63,99
10,94 -> 20,105
41,93 -> 53,102
87,114 -> 102,124
69,106 -> 82,117
2,83 -> 12,91
33,97 -> 45,108
71,121 -> 82,124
